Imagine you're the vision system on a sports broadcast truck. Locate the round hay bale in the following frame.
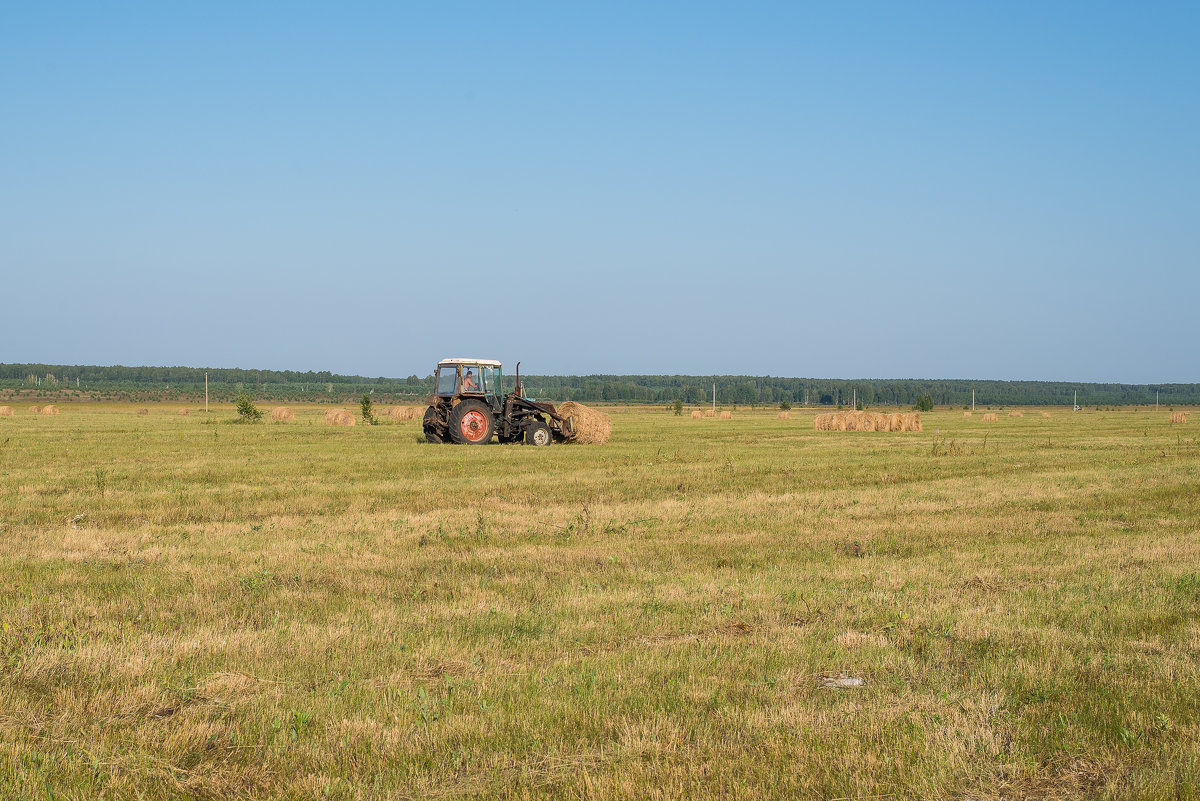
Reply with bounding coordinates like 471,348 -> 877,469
325,408 -> 355,426
29,406 -> 40,414
983,413 -> 998,422
719,410 -> 732,419
1041,411 -> 1051,418
777,411 -> 790,419
271,407 -> 295,422
557,401 -> 611,444
137,408 -> 149,415
0,406 -> 13,417
178,408 -> 190,416
964,411 -> 972,417
691,410 -> 703,419
703,409 -> 716,418
1009,410 -> 1024,417
389,406 -> 419,421
41,405 -> 59,416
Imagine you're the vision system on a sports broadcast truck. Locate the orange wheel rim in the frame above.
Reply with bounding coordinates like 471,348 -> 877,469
460,410 -> 489,442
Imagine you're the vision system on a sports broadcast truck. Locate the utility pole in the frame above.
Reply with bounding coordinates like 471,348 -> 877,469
853,388 -> 856,409
205,372 -> 209,414
1156,390 -> 1159,411
712,382 -> 716,412
972,388 -> 975,412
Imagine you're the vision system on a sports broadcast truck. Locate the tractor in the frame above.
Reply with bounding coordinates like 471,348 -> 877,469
422,358 -> 577,445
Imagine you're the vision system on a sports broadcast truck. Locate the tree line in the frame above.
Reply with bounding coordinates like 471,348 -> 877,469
2,363 -> 1197,406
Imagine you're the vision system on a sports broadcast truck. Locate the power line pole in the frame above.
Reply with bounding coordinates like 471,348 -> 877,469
972,388 -> 975,412
712,382 -> 716,412
205,372 -> 209,414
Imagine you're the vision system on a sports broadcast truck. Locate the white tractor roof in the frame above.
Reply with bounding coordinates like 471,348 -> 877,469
438,358 -> 502,367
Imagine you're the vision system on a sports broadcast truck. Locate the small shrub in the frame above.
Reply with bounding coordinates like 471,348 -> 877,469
236,395 -> 263,423
779,401 -> 791,411
361,394 -> 377,425
672,400 -> 684,416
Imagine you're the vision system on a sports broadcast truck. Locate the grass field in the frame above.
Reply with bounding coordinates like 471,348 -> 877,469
2,404 -> 1198,799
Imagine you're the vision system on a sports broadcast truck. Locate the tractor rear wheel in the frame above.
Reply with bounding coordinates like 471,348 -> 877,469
524,421 -> 552,446
449,401 -> 494,445
423,407 -> 445,443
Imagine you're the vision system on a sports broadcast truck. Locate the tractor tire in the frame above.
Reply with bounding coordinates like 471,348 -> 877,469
524,421 -> 552,446
448,400 -> 495,445
423,407 -> 445,443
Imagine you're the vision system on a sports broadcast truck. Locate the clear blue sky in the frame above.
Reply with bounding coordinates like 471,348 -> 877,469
3,2 -> 1197,381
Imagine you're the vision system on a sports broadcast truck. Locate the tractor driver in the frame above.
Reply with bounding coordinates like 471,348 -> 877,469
462,369 -> 480,392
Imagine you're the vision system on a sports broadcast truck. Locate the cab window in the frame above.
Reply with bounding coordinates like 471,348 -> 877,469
460,366 -> 482,393
436,367 -> 458,396
481,366 -> 496,396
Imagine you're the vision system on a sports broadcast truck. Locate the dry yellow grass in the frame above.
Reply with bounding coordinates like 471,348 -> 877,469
0,406 -> 12,417
983,413 -> 999,422
324,409 -> 355,426
40,405 -> 59,416
0,406 -> 1198,799
557,401 -> 612,444
271,407 -> 295,422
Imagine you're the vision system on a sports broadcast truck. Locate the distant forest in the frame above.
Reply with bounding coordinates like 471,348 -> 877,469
2,363 -> 1197,407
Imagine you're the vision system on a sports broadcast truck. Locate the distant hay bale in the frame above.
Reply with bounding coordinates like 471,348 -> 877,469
703,409 -> 716,418
777,411 -> 790,419
389,406 -> 420,421
964,411 -> 972,417
177,408 -> 190,416
557,401 -> 611,444
1009,410 -> 1024,417
137,408 -> 149,415
29,406 -> 40,414
983,413 -> 998,422
814,410 -> 918,432
41,405 -> 59,416
719,410 -> 733,419
324,408 -> 355,426
1041,412 -> 1051,418
1169,412 -> 1190,424
271,407 -> 295,422
691,410 -> 703,419
0,406 -> 13,417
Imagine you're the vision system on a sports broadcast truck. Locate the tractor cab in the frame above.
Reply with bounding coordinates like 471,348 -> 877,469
435,358 -> 503,410
423,357 -> 576,446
